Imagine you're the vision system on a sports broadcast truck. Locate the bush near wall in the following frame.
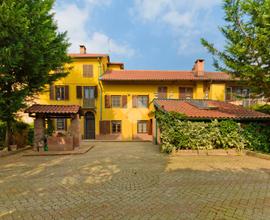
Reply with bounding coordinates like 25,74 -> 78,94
0,121 -> 33,149
155,110 -> 270,154
250,104 -> 270,115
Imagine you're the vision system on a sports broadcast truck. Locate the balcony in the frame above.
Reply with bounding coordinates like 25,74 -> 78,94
83,98 -> 96,109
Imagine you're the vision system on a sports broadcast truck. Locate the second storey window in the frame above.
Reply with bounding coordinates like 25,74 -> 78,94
111,95 -> 121,108
226,87 -> 250,100
104,95 -> 127,108
111,121 -> 121,134
179,87 -> 193,99
158,86 -> 167,99
137,95 -> 149,108
56,86 -> 65,100
83,64 -> 93,77
132,95 -> 149,108
50,85 -> 69,101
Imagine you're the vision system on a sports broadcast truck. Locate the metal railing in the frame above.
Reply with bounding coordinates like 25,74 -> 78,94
83,98 -> 96,108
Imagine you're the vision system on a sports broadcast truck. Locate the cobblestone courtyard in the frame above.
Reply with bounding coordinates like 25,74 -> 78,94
0,142 -> 270,220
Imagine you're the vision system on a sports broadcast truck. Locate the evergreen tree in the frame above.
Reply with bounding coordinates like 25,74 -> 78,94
201,0 -> 270,98
0,0 -> 70,150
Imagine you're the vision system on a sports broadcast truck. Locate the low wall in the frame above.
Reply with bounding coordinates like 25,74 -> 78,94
47,136 -> 74,151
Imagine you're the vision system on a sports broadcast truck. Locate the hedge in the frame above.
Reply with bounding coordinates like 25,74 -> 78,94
0,121 -> 34,149
155,110 -> 270,154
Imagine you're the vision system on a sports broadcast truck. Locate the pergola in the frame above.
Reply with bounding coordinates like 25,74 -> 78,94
25,104 -> 81,151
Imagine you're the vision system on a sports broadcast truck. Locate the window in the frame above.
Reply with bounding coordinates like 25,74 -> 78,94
226,87 -> 250,100
111,95 -> 121,108
111,121 -> 121,134
84,87 -> 95,99
56,118 -> 66,130
158,87 -> 167,99
55,86 -> 65,100
137,96 -> 149,108
83,64 -> 93,77
179,87 -> 193,99
137,121 -> 148,133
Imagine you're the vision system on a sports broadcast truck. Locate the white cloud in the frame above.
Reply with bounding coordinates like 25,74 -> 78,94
162,10 -> 193,28
87,32 -> 135,57
131,0 -> 221,54
54,0 -> 135,57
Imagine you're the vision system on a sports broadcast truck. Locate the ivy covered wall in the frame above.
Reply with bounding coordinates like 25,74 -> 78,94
155,110 -> 270,154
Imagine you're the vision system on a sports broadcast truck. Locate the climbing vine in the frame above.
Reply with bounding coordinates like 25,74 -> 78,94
155,110 -> 269,154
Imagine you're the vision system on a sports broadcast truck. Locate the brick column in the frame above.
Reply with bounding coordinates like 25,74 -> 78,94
34,116 -> 45,150
71,114 -> 81,148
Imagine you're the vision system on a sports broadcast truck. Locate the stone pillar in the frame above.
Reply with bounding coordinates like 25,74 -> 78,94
34,117 -> 45,151
71,114 -> 81,148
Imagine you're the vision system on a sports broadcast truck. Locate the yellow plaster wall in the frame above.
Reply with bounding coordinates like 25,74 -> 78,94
194,82 -> 204,99
209,83 -> 226,101
34,56 -> 227,141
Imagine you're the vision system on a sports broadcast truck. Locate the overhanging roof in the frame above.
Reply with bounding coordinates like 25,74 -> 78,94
101,70 -> 235,81
154,99 -> 270,120
25,104 -> 81,115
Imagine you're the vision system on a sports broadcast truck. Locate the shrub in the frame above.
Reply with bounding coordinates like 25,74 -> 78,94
0,120 -> 33,149
250,104 -> 270,114
156,110 -> 268,154
242,123 -> 270,153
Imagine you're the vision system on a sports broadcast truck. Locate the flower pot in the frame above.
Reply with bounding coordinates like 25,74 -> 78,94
10,144 -> 17,151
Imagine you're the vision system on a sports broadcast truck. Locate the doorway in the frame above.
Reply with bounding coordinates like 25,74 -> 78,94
84,112 -> 95,139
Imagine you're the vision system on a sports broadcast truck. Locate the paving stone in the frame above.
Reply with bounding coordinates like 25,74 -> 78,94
0,142 -> 270,219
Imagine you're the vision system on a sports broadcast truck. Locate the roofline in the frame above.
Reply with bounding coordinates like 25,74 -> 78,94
153,99 -> 270,121
68,54 -> 109,58
100,78 -> 237,82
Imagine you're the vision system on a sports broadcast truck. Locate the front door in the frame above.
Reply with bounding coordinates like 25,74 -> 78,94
85,112 -> 95,139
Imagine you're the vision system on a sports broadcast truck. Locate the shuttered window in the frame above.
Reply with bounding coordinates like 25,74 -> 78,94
137,121 -> 148,133
105,95 -> 127,108
158,87 -> 167,99
137,95 -> 149,108
76,86 -> 82,99
122,96 -> 127,108
111,96 -> 121,108
83,65 -> 93,77
100,121 -> 110,134
111,121 -> 121,134
49,84 -> 55,100
132,95 -> 149,108
179,87 -> 193,99
54,85 -> 69,100
132,95 -> 138,108
105,95 -> 111,108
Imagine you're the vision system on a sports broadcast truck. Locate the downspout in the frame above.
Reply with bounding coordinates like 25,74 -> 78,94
155,118 -> 158,145
98,58 -> 103,121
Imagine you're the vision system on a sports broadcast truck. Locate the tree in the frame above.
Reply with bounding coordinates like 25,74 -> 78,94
0,0 -> 71,150
201,0 -> 270,98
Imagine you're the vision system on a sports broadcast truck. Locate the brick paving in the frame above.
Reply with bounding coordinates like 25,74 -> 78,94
0,142 -> 270,220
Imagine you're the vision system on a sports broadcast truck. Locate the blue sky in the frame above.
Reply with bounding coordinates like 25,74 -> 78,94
54,0 -> 225,71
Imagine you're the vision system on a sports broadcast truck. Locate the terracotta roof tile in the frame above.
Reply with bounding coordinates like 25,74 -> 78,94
154,99 -> 270,120
69,53 -> 109,58
100,70 -> 233,81
25,104 -> 80,114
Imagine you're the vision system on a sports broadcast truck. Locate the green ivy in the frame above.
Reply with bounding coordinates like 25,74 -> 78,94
155,110 -> 269,154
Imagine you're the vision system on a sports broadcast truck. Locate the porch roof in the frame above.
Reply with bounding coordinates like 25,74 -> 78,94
154,99 -> 270,121
25,104 -> 81,117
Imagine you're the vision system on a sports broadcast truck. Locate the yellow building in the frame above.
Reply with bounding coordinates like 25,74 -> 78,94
36,45 -> 248,141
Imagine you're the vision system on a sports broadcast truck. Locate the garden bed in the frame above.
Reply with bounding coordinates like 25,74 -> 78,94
171,148 -> 243,156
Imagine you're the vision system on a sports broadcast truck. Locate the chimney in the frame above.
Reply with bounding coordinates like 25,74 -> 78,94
80,45 -> 86,54
193,59 -> 204,77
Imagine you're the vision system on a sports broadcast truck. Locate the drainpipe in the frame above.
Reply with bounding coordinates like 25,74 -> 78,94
155,119 -> 158,145
98,58 -> 103,121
